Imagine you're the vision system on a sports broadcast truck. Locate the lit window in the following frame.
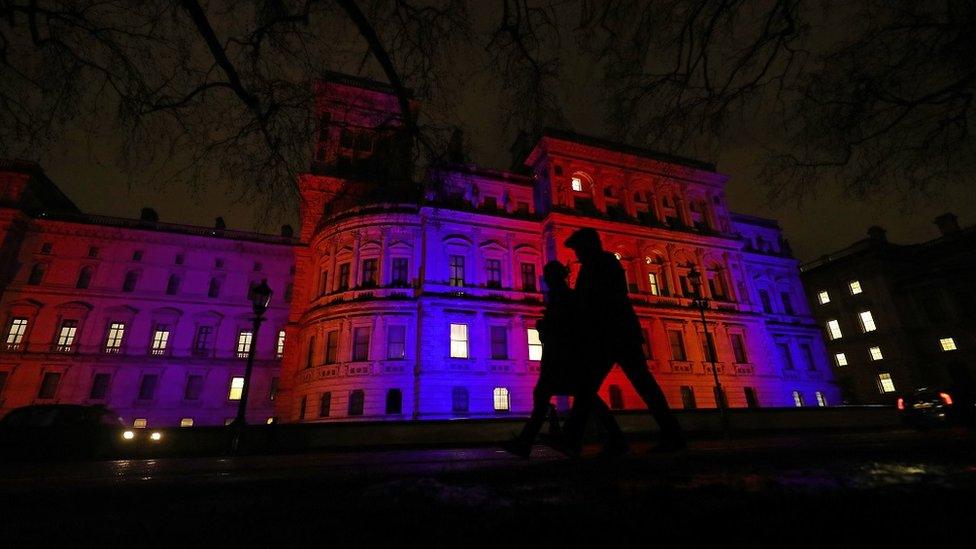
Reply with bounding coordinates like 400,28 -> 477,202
5,318 -> 28,350
148,327 -> 169,356
940,337 -> 957,351
180,418 -> 194,427
792,391 -> 803,407
849,280 -> 862,295
527,328 -> 542,361
449,255 -> 465,287
56,320 -> 78,352
228,376 -> 245,400
858,311 -> 877,332
104,322 -> 125,354
878,373 -> 896,393
817,290 -> 830,305
493,387 -> 510,412
450,323 -> 468,358
133,418 -> 148,428
276,330 -> 286,358
826,320 -> 843,340
869,346 -> 883,361
571,177 -> 583,192
614,252 -> 622,260
236,331 -> 253,358
815,392 -> 827,407
648,273 -> 660,296
834,353 -> 848,366
266,417 -> 275,425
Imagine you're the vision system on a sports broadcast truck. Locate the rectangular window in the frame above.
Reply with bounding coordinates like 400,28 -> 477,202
348,390 -> 364,416
361,258 -> 378,287
527,328 -> 542,361
337,263 -> 350,291
180,418 -> 194,427
56,320 -> 78,352
450,323 -> 469,358
780,292 -> 794,315
6,318 -> 28,350
778,343 -> 794,370
193,326 -> 212,356
680,386 -> 696,409
869,346 -> 883,361
826,320 -> 843,340
387,325 -> 406,360
668,330 -> 687,361
520,263 -> 536,292
236,331 -> 253,358
699,333 -> 716,363
449,255 -> 465,287
485,259 -> 502,288
325,330 -> 339,364
228,377 -> 244,400
306,336 -> 316,368
730,334 -> 748,363
391,258 -> 409,286
269,377 -> 279,401
89,373 -> 110,400
150,326 -> 170,356
138,374 -> 158,401
37,372 -> 61,399
319,392 -> 332,418
744,387 -> 760,408
493,387 -> 510,412
571,177 -> 583,192
648,273 -> 660,296
940,337 -> 957,351
184,375 -> 204,400
0,371 -> 8,397
89,246 -> 99,258
276,330 -> 286,358
352,327 -> 370,361
878,373 -> 896,393
319,270 -> 328,295
800,344 -> 816,371
759,290 -> 773,313
490,326 -> 508,359
793,391 -> 804,407
858,311 -> 877,332
849,280 -> 863,295
104,322 -> 125,354
817,290 -> 830,305
834,353 -> 848,367
452,387 -> 469,413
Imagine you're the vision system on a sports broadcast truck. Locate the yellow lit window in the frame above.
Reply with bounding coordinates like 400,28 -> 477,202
834,353 -> 848,366
180,418 -> 194,427
817,291 -> 830,305
228,376 -> 245,400
878,373 -> 896,393
826,320 -> 843,340
493,387 -> 510,411
849,280 -> 862,295
571,177 -> 583,192
940,337 -> 957,351
869,346 -> 883,361
858,311 -> 877,332
450,323 -> 468,358
527,328 -> 542,361
133,418 -> 148,428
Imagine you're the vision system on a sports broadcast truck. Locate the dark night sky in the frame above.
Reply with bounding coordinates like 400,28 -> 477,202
33,8 -> 976,264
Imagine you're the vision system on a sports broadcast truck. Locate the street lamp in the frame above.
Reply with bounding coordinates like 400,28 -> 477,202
232,278 -> 273,452
687,265 -> 730,438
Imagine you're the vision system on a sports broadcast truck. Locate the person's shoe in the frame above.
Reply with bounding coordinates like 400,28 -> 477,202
597,439 -> 630,459
500,438 -> 532,459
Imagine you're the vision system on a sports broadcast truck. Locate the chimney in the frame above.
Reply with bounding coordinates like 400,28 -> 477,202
214,216 -> 226,230
934,212 -> 960,236
867,225 -> 887,243
139,207 -> 159,222
280,224 -> 294,238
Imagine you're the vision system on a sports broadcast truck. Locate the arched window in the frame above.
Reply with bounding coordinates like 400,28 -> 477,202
76,266 -> 94,289
208,278 -> 220,298
122,271 -> 138,292
166,274 -> 180,296
385,389 -> 402,415
348,389 -> 365,416
492,387 -> 510,412
27,263 -> 45,285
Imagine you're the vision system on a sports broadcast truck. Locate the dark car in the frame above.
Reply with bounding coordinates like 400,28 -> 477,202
0,404 -> 164,460
897,388 -> 976,429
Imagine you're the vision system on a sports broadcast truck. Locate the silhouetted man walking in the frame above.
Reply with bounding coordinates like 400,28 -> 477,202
562,228 -> 685,453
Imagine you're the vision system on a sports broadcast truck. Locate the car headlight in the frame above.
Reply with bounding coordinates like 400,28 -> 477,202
149,431 -> 163,442
122,430 -> 136,441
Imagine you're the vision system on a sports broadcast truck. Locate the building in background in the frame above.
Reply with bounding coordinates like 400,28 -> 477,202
800,217 -> 975,404
0,161 -> 295,426
277,74 -> 839,422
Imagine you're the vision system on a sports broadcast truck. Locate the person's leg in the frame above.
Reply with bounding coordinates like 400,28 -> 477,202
592,396 -> 626,446
616,344 -> 683,442
516,382 -> 556,444
561,365 -> 611,451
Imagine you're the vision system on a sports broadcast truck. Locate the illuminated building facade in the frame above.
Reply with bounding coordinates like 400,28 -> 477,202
277,74 -> 840,422
0,162 -> 295,426
800,217 -> 976,404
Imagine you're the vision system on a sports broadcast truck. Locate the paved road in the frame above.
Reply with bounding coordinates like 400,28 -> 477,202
3,429 -> 975,546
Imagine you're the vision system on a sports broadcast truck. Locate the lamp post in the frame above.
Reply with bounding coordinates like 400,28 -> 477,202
687,265 -> 730,438
232,278 -> 273,453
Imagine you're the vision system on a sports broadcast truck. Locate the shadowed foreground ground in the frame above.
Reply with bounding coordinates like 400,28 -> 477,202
2,429 -> 974,546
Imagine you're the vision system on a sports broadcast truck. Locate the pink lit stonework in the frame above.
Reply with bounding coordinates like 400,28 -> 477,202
0,74 -> 839,426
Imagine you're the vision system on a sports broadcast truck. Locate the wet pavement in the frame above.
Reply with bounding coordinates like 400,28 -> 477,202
2,428 -> 975,546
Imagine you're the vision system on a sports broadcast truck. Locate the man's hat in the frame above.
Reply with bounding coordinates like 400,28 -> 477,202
564,228 -> 601,250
